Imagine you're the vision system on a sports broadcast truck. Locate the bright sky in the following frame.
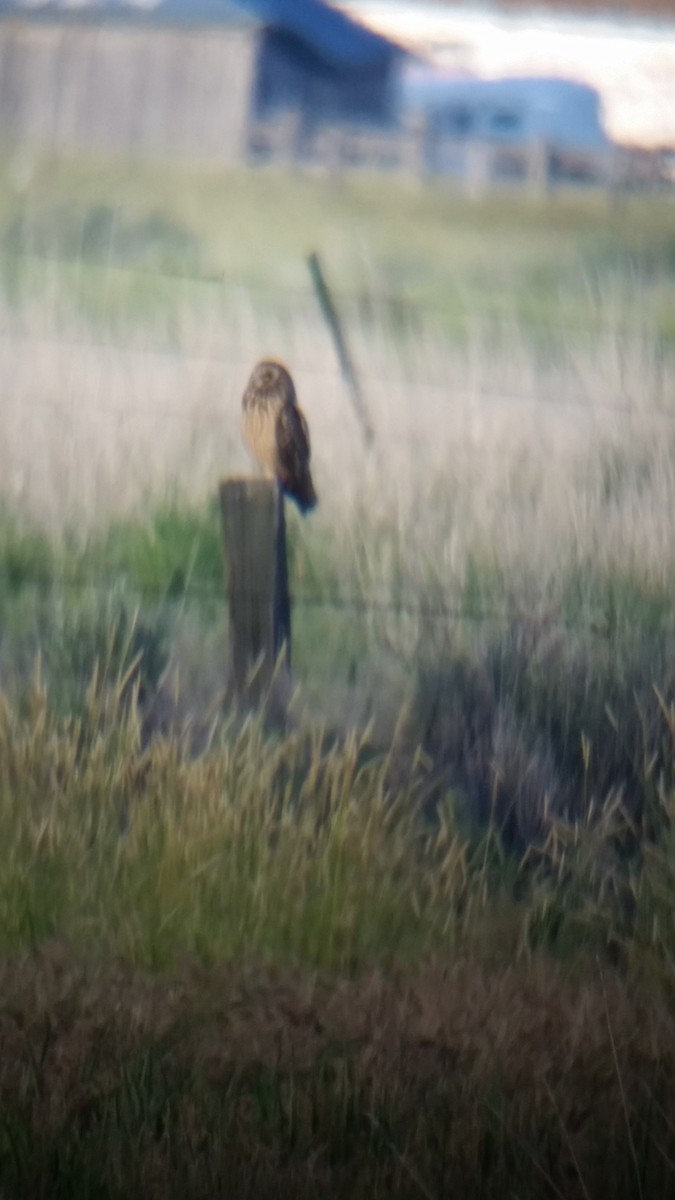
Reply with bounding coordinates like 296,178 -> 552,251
338,2 -> 675,147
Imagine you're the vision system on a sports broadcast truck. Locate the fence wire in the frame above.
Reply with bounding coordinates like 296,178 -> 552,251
1,564 -> 672,643
1,249 -> 673,643
2,245 -> 673,338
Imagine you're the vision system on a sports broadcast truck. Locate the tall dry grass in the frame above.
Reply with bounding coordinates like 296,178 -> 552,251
0,665 -> 672,977
0,163 -> 673,1195
2,283 -> 674,574
1,270 -> 673,834
0,673 -> 672,1197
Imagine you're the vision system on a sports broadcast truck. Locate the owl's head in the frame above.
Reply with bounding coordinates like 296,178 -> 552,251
248,359 -> 296,404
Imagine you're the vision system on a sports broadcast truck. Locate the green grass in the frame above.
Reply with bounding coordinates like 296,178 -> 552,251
2,156 -> 675,341
80,501 -> 224,600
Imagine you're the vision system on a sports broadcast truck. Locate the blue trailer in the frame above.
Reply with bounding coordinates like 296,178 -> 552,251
398,69 -> 612,180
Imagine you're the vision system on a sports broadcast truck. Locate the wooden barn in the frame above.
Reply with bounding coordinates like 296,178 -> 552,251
0,0 -> 409,164
240,0 -> 408,132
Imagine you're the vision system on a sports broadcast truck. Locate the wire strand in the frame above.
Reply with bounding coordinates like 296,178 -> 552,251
1,564 -> 671,640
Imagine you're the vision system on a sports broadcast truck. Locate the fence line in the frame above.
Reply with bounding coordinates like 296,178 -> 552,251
0,247 -> 670,339
0,564 -> 671,640
3,342 -> 674,424
6,324 -> 669,365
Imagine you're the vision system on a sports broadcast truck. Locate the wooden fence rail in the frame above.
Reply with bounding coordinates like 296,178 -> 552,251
250,113 -> 672,199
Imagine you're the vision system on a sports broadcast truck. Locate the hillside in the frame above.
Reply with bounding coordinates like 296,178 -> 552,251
2,1 -> 674,20
417,1 -> 675,16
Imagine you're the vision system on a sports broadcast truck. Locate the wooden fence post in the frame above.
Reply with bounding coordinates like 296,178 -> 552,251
271,110 -> 303,168
402,111 -> 429,178
219,478 -> 290,710
307,250 -> 375,449
527,137 -> 550,199
465,140 -> 491,199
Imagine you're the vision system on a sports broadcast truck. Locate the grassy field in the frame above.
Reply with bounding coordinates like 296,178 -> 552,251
0,154 -> 674,1196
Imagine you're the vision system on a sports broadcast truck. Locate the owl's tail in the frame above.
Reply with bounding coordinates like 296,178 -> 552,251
285,470 -> 317,515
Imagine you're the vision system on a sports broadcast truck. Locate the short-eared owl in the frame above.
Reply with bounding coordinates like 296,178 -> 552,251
242,360 -> 317,514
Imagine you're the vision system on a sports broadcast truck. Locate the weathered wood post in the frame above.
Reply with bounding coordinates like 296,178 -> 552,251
307,250 -> 374,449
219,478 -> 290,710
323,125 -> 345,180
402,111 -> 429,178
527,137 -> 550,200
277,110 -> 303,168
465,140 -> 491,200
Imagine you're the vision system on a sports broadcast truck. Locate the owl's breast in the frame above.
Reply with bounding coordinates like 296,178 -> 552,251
242,398 -> 280,480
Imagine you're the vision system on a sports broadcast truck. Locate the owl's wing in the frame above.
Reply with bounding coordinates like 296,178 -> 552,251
275,402 -> 317,512
297,406 -> 311,454
276,402 -> 309,475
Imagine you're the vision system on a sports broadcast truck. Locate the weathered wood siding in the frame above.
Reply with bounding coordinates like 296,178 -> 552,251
0,21 -> 255,161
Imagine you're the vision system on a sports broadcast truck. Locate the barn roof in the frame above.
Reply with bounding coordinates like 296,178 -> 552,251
233,0 -> 407,70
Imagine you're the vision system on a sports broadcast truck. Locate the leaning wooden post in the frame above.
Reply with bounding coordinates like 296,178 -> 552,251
219,478 -> 290,710
307,250 -> 374,449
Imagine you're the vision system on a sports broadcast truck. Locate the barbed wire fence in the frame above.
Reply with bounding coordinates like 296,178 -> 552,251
2,240 -> 674,407
1,245 -> 674,652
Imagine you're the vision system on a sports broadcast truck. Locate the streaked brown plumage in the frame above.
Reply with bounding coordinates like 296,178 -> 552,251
242,360 -> 317,514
